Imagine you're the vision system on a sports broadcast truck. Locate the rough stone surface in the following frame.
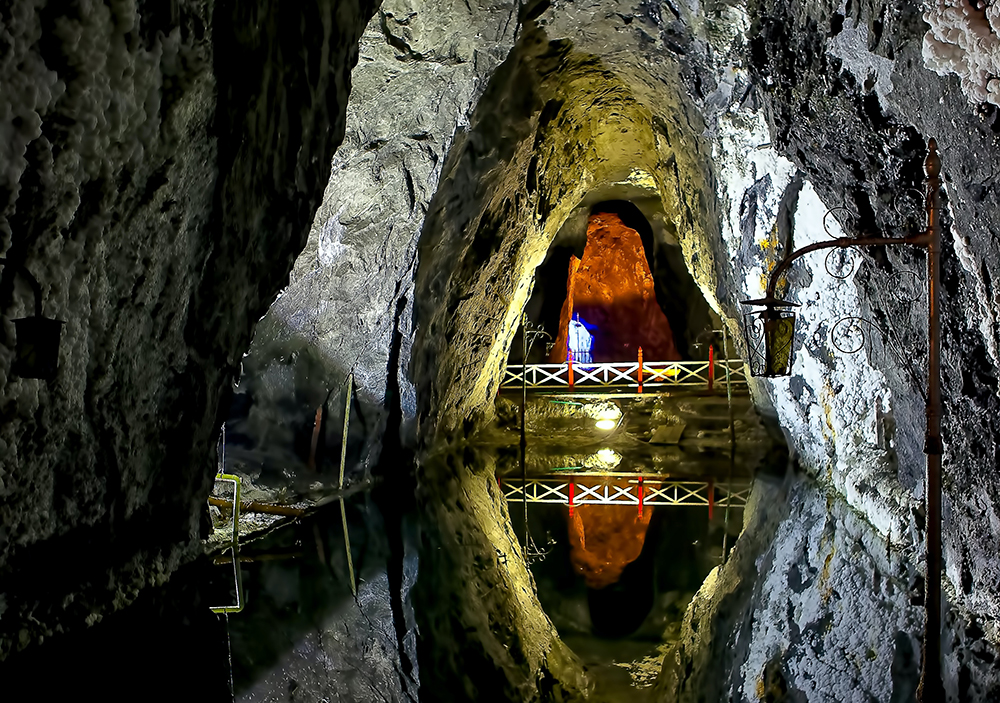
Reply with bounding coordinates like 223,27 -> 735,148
411,21 -> 720,442
0,0 -> 376,658
553,212 -> 682,363
923,0 -> 1000,106
738,1 -> 1000,686
236,0 -> 521,479
659,472 -> 929,702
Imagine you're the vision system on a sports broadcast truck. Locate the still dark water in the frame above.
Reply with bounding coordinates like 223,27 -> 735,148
523,496 -> 742,700
0,440 -> 951,701
214,475 -> 743,701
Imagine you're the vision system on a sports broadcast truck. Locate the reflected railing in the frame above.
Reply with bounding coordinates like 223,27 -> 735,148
501,475 -> 751,509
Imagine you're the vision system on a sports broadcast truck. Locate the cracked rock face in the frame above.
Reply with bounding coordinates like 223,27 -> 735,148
742,0 -> 1000,674
236,0 -> 521,479
0,0 -> 376,658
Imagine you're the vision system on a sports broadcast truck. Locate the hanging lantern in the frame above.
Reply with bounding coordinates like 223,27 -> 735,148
12,316 -> 64,380
2,259 -> 63,380
741,298 -> 798,378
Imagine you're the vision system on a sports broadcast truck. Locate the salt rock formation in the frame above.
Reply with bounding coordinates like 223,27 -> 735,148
923,0 -> 1000,106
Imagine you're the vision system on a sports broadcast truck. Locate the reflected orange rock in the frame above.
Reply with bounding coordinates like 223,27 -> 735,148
567,478 -> 653,589
551,212 -> 680,362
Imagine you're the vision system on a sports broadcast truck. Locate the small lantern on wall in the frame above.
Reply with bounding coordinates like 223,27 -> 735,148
741,297 -> 798,378
2,259 -> 63,381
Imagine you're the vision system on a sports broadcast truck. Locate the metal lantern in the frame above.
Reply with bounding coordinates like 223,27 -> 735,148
741,299 -> 798,378
2,259 -> 63,380
12,316 -> 64,380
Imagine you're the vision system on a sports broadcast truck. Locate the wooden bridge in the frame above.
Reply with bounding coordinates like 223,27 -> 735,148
500,359 -> 749,392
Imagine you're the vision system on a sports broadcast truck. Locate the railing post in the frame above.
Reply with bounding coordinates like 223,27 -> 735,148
638,476 -> 644,517
569,481 -> 575,517
637,346 -> 643,394
568,349 -> 574,388
708,478 -> 714,520
708,345 -> 715,391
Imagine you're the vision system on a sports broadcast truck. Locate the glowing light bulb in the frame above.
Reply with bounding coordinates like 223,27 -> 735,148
595,418 -> 617,430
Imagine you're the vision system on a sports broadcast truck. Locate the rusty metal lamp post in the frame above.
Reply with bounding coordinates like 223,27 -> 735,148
741,139 -> 944,702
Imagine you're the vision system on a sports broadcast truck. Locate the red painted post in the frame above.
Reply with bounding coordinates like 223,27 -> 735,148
568,349 -> 574,389
569,481 -> 575,517
708,478 -> 715,520
637,346 -> 643,394
638,476 -> 644,517
708,344 -> 715,391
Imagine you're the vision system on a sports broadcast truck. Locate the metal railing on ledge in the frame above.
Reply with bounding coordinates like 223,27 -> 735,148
501,477 -> 751,509
500,359 -> 748,391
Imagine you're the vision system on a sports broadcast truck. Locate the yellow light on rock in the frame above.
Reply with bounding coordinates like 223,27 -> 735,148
587,448 -> 621,469
595,418 -> 617,430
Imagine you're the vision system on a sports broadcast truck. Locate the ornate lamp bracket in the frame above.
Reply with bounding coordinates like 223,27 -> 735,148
740,138 -> 944,703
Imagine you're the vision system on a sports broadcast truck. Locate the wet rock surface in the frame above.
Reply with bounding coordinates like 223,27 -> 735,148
0,0 -> 377,658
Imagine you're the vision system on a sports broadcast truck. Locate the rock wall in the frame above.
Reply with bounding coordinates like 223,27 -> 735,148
737,0 -> 1000,665
0,0 -> 376,658
554,212 -> 682,363
233,0 -> 520,485
7,0 -> 1000,696
411,24 -> 720,441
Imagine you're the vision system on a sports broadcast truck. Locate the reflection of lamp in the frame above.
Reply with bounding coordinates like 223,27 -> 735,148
591,403 -> 622,431
740,139 -> 944,702
1,259 -> 63,380
585,448 -> 621,469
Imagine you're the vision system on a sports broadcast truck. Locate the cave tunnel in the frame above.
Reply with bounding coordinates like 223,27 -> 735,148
4,1 -> 1000,702
511,199 -> 715,365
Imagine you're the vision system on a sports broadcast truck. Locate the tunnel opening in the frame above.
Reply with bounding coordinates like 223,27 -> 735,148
508,200 -> 716,366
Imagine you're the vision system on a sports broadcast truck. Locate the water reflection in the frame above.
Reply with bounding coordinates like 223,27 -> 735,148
5,401 -> 956,702
504,469 -> 745,698
566,484 -> 653,590
212,381 -> 778,700
221,489 -> 419,701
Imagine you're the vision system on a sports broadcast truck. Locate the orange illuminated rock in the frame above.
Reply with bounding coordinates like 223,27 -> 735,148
551,212 -> 680,362
566,478 -> 653,589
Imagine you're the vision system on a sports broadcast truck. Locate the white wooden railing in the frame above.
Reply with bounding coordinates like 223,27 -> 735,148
500,359 -> 748,390
501,477 -> 751,508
